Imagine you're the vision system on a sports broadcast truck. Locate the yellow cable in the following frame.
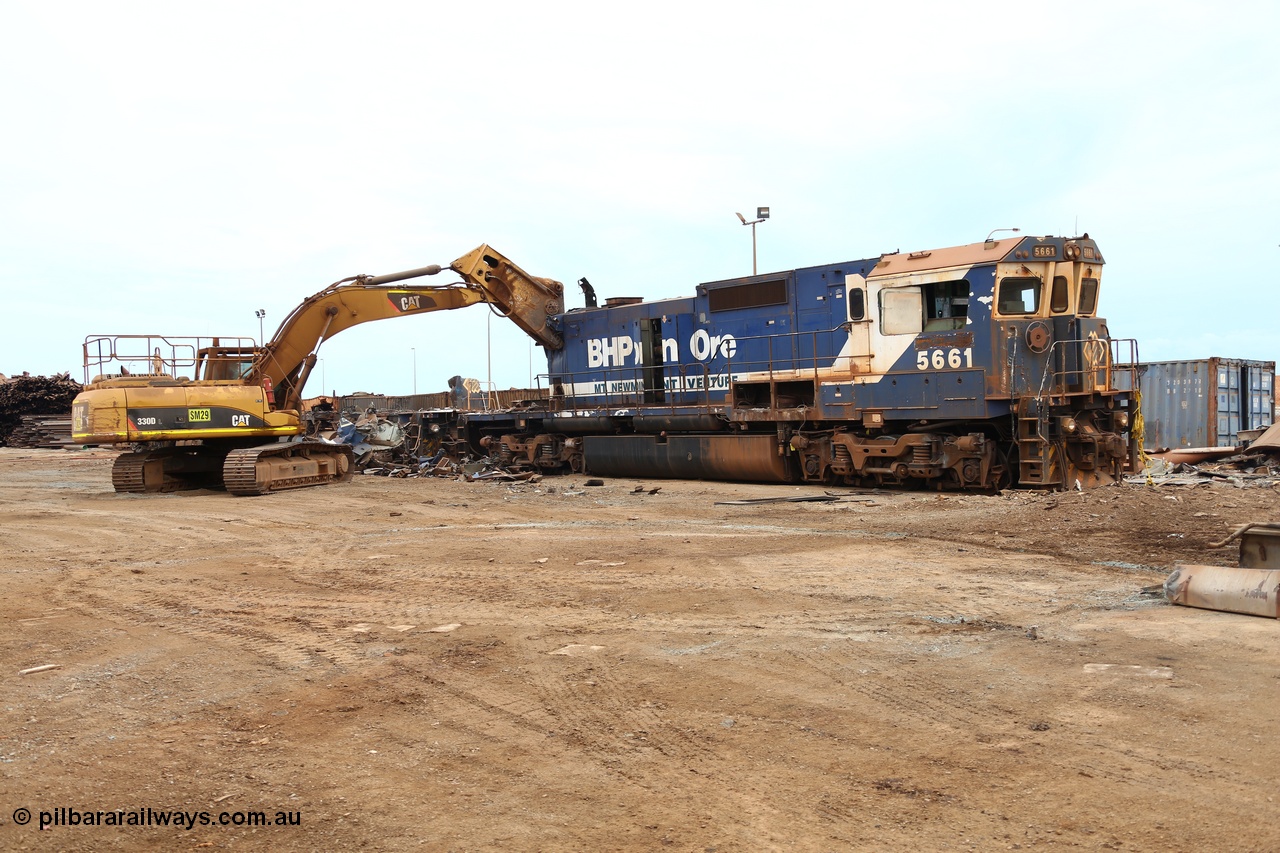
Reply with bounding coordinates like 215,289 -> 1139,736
1132,385 -> 1153,486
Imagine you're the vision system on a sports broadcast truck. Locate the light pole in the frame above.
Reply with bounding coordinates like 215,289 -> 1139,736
411,347 -> 417,395
735,207 -> 770,275
254,309 -> 266,345
985,227 -> 1021,243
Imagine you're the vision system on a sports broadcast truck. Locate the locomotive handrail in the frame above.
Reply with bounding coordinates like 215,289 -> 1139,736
1034,336 -> 1140,404
722,326 -> 848,381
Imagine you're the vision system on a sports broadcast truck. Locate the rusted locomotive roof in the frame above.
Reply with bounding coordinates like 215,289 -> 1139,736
870,235 -> 1101,277
869,238 -> 1021,277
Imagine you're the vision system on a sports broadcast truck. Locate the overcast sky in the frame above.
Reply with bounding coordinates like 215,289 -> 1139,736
2,1 -> 1277,396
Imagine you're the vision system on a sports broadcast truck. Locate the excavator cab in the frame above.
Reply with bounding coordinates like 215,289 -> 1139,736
195,345 -> 259,382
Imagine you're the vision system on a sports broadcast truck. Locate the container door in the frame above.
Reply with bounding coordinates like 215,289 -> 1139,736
1263,366 -> 1275,428
1246,362 -> 1274,430
1217,360 -> 1240,444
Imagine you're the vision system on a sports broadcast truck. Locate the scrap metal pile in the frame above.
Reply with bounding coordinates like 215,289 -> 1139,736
6,415 -> 77,449
1131,424 -> 1280,488
323,410 -> 540,483
0,373 -> 83,447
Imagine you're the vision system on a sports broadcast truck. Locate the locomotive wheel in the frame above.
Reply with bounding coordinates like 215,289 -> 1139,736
994,444 -> 1018,491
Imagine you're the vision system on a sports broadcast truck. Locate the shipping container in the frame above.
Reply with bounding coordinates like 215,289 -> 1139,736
1130,358 -> 1275,449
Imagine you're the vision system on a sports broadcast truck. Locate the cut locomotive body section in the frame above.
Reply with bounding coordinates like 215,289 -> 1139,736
461,234 -> 1139,491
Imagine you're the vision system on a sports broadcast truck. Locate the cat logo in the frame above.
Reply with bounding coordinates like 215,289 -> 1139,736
389,291 -> 435,313
231,414 -> 251,427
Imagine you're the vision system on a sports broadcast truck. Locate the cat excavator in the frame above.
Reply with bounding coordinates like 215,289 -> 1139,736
72,246 -> 564,495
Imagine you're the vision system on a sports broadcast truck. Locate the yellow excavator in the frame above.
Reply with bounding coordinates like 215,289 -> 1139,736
72,246 -> 564,495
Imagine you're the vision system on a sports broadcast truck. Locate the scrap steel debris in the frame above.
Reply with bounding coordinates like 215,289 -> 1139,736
324,411 -> 541,483
1130,427 -> 1280,488
362,453 -> 545,483
333,413 -> 407,467
0,373 -> 83,447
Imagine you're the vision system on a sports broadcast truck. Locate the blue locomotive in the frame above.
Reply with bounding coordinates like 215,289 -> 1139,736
461,234 -> 1138,490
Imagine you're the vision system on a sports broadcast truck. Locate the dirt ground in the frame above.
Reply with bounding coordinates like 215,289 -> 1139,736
1,448 -> 1278,852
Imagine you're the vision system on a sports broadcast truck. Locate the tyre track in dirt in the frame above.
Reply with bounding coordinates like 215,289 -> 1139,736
6,450 -> 1280,852
367,656 -> 813,847
50,575 -> 407,670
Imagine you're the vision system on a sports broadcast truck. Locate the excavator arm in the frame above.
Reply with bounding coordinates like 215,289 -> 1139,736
257,245 -> 565,411
255,274 -> 485,411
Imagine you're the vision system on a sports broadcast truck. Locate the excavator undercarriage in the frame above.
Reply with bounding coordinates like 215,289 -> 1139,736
110,441 -> 355,495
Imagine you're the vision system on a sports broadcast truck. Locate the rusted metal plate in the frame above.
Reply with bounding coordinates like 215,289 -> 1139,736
1149,446 -> 1240,465
914,331 -> 975,350
1250,421 -> 1280,452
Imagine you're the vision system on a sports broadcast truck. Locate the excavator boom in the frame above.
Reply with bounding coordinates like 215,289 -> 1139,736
258,278 -> 486,412
259,246 -> 564,411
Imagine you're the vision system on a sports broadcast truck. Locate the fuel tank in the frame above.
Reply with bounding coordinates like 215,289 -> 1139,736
583,434 -> 795,483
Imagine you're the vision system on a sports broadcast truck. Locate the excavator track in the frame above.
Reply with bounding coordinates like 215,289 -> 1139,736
111,448 -> 224,494
111,452 -> 156,493
223,441 -> 354,496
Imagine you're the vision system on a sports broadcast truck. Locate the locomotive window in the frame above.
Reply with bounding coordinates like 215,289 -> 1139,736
880,287 -> 923,335
708,279 -> 788,312
922,279 -> 969,331
996,277 -> 1041,315
1050,276 -> 1070,313
848,287 -> 865,321
1078,277 -> 1099,315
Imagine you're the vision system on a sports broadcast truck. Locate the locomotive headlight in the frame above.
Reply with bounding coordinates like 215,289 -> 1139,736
1115,411 -> 1129,428
1060,416 -> 1078,433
